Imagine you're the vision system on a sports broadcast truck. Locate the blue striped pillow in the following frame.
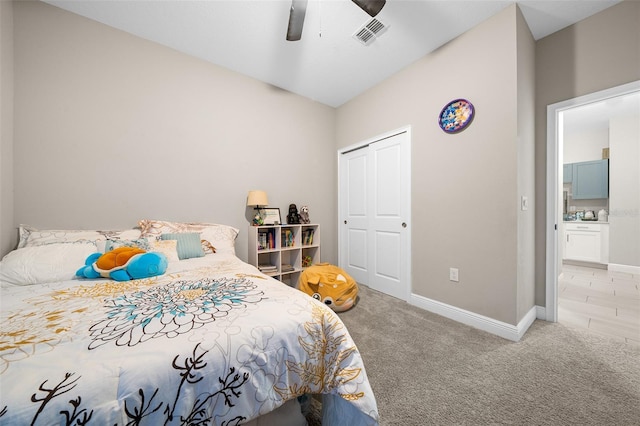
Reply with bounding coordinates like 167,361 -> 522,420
160,233 -> 204,260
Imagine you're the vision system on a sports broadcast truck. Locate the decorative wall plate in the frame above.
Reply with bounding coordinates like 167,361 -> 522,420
438,99 -> 474,133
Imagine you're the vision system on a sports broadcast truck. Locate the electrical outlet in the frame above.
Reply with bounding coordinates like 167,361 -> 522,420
449,267 -> 459,282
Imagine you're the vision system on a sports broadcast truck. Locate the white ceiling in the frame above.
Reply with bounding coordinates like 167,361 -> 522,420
44,0 -> 621,108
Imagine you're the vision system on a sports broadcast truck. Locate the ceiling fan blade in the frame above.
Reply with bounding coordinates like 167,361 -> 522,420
352,0 -> 386,17
286,0 -> 308,41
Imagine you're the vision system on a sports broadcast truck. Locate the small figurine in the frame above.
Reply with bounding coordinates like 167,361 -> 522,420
287,204 -> 300,224
299,205 -> 310,224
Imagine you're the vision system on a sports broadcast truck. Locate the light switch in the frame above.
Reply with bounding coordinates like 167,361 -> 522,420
449,268 -> 459,282
521,196 -> 528,211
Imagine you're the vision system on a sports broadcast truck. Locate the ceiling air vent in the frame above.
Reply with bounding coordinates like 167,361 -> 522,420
353,18 -> 388,46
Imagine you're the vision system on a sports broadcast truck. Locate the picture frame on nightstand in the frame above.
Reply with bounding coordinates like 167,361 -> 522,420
262,208 -> 281,225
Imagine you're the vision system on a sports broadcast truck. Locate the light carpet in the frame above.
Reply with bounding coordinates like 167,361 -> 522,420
337,285 -> 640,425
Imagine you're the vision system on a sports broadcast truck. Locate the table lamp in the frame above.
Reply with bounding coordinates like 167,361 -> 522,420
247,190 -> 269,225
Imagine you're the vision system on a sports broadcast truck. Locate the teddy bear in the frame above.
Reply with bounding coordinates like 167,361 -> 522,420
76,246 -> 168,281
299,205 -> 310,224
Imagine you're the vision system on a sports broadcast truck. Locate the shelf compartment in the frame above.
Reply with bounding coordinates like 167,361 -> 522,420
281,249 -> 301,274
301,246 -> 319,268
280,272 -> 300,287
257,252 -> 280,275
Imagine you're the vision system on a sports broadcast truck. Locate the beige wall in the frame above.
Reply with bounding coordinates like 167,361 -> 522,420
336,5 -> 533,325
515,6 -> 536,321
10,1 -> 337,263
0,0 -> 15,256
535,0 -> 640,305
609,114 -> 640,267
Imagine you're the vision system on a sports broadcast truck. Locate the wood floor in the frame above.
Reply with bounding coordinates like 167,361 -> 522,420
558,263 -> 640,345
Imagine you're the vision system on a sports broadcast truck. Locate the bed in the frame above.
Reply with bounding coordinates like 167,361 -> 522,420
0,221 -> 379,425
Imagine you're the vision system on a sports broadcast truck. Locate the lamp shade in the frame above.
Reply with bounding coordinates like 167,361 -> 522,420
247,190 -> 269,207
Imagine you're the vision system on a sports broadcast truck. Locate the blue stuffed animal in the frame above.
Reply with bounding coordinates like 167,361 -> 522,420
76,247 -> 168,281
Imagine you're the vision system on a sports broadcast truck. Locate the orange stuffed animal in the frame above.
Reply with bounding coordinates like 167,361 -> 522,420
298,263 -> 358,312
96,247 -> 146,271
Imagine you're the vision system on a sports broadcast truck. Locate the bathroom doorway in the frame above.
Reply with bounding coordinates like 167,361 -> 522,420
546,81 -> 640,343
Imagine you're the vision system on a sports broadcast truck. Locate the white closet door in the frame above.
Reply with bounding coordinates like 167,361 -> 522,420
339,147 -> 370,284
369,133 -> 410,300
339,129 -> 411,301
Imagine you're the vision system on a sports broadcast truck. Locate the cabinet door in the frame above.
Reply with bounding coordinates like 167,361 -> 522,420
572,160 -> 608,199
563,164 -> 572,183
565,230 -> 601,262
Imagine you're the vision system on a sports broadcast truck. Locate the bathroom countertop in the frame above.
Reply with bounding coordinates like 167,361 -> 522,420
563,220 -> 609,224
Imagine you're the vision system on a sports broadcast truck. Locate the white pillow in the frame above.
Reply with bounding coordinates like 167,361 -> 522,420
18,225 -> 105,248
0,243 -> 98,285
18,225 -> 142,253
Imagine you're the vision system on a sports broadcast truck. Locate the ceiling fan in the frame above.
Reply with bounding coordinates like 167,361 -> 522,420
286,0 -> 386,41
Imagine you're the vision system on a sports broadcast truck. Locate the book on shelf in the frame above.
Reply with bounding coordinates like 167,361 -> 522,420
302,229 -> 315,245
281,264 -> 295,272
267,231 -> 274,249
258,264 -> 277,272
258,229 -> 276,250
281,229 -> 295,247
257,232 -> 268,250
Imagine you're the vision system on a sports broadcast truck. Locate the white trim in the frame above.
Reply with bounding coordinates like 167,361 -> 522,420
545,103 -> 560,322
410,293 -> 538,342
337,125 -> 411,155
608,263 -> 640,275
545,80 -> 640,323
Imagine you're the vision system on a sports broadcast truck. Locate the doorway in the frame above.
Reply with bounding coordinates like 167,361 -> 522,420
546,80 -> 640,325
338,126 -> 411,301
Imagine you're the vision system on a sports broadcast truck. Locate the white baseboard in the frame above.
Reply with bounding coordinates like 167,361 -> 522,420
608,263 -> 640,275
409,293 -> 538,342
536,305 -> 546,320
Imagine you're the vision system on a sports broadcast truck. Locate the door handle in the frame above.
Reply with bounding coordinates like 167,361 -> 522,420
402,222 -> 407,228
344,220 -> 347,224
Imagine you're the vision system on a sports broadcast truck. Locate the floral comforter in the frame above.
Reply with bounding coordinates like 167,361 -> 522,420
0,254 -> 378,425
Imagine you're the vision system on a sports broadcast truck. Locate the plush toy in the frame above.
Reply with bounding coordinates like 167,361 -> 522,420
76,247 -> 168,281
299,205 -> 310,224
298,263 -> 358,312
287,204 -> 300,224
